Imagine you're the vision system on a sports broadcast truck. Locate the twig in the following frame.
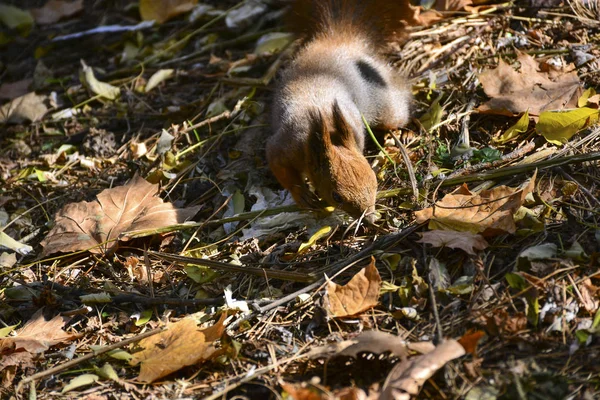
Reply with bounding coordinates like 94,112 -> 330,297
110,294 -> 224,306
389,131 -> 419,202
17,326 -> 167,392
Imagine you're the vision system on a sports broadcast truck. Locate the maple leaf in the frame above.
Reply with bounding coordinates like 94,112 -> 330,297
131,313 -> 227,383
0,310 -> 75,355
414,171 -> 536,236
417,230 -> 489,255
325,257 -> 382,318
40,175 -> 200,255
477,52 -> 582,116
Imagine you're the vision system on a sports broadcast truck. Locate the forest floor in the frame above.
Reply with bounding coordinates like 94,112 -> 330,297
1,0 -> 600,399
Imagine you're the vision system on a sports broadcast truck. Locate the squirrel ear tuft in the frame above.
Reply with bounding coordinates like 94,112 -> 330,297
307,109 -> 332,167
332,100 -> 356,147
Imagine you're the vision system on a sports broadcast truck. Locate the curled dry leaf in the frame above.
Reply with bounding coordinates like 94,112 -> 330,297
139,0 -> 198,24
40,175 -> 200,256
131,313 -> 227,383
30,0 -> 84,25
417,230 -> 489,255
381,339 -> 465,400
0,91 -> 49,123
477,52 -> 582,116
415,171 -> 536,236
307,330 -> 434,360
325,257 -> 382,318
0,309 -> 76,355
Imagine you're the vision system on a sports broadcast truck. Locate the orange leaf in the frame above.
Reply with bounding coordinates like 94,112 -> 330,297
457,330 -> 485,356
414,171 -> 536,236
131,313 -> 227,383
325,257 -> 382,317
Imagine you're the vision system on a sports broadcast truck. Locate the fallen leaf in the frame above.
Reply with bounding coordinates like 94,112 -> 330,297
40,175 -> 200,255
80,60 -> 120,100
0,91 -> 49,123
131,313 -> 227,383
483,309 -> 528,336
307,330 -> 434,359
0,252 -> 17,268
0,4 -> 34,30
478,52 -> 582,116
457,330 -> 485,355
281,382 -> 324,400
536,107 -> 599,145
325,257 -> 382,317
0,230 -> 33,255
139,0 -> 198,24
496,110 -> 530,143
0,309 -> 76,354
578,87 -> 596,108
414,171 -> 536,236
417,230 -> 489,255
61,374 -> 99,394
381,339 -> 465,400
0,79 -> 32,100
298,226 -> 332,254
145,69 -> 174,93
579,278 -> 599,313
31,0 -> 84,25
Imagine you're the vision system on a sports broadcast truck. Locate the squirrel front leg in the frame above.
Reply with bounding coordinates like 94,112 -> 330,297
268,154 -> 320,209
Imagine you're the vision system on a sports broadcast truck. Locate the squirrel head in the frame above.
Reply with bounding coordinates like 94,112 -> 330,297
305,101 -> 378,224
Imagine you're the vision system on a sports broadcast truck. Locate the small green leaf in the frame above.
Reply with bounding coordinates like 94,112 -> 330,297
419,96 -> 443,132
506,272 -> 528,290
94,363 -> 119,381
536,108 -> 599,145
185,265 -> 219,284
61,374 -> 99,393
0,5 -> 33,31
496,111 -> 530,143
0,324 -> 19,338
145,69 -> 174,93
254,32 -> 294,55
134,309 -> 153,326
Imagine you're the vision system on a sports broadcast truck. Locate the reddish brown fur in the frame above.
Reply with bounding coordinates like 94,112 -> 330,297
267,0 -> 412,223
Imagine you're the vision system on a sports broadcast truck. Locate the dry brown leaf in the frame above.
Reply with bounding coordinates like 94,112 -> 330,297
40,175 -> 200,255
326,257 -> 382,317
308,331 -> 424,359
414,171 -> 536,236
478,52 -> 582,116
381,339 -> 465,400
417,230 -> 489,255
0,310 -> 75,354
281,382 -> 324,400
30,0 -> 83,25
139,0 -> 198,24
131,313 -> 227,383
579,278 -> 599,312
483,309 -> 528,336
0,91 -> 49,123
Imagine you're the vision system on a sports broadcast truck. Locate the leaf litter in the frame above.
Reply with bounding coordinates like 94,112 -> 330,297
1,0 -> 600,399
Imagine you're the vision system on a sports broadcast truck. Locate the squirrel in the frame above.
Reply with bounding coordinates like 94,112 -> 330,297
266,0 -> 412,224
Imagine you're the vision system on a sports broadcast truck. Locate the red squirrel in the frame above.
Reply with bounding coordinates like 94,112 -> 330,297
266,0 -> 411,224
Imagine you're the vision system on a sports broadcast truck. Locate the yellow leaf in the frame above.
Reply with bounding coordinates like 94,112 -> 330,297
578,87 -> 596,108
419,96 -> 443,132
298,226 -> 331,254
139,0 -> 198,24
145,69 -> 174,93
496,110 -> 529,143
536,108 -> 599,146
80,60 -> 120,100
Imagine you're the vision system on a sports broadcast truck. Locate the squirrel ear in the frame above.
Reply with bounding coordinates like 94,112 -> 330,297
307,109 -> 332,167
332,100 -> 356,147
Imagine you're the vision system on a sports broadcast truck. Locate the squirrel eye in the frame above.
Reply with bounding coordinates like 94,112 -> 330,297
331,191 -> 343,204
